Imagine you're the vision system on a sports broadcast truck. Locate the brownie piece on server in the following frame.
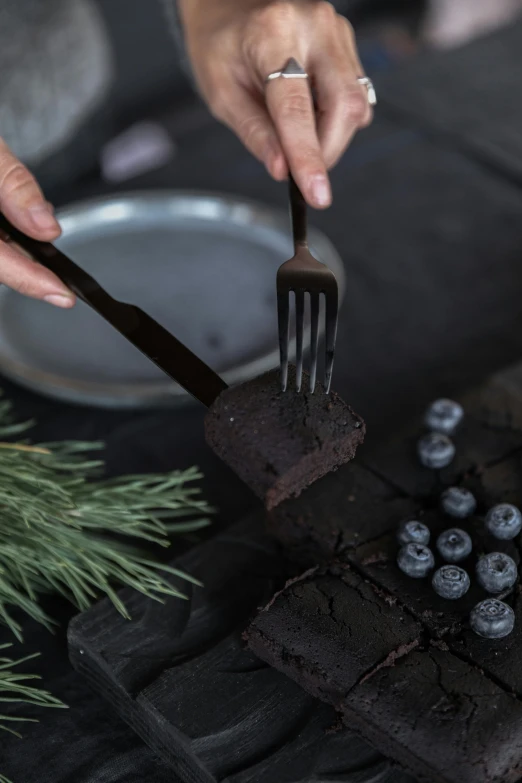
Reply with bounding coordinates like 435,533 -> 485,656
246,568 -> 522,783
205,368 -> 365,510
267,461 -> 418,565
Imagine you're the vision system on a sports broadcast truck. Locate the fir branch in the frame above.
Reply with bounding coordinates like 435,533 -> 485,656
0,644 -> 66,737
0,400 -> 212,640
0,396 -> 213,782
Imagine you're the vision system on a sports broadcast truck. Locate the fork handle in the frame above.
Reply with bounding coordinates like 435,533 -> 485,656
289,175 -> 308,250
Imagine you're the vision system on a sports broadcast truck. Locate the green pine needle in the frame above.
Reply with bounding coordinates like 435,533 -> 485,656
0,644 -> 67,738
0,393 -> 212,772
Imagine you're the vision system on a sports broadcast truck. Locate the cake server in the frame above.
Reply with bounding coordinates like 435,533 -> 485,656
277,176 -> 338,395
0,213 -> 228,408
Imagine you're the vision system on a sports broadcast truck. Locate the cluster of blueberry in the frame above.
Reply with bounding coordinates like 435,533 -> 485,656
396,399 -> 521,641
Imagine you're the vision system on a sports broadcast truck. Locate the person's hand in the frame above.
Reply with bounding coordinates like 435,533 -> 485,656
179,0 -> 373,208
0,139 -> 75,307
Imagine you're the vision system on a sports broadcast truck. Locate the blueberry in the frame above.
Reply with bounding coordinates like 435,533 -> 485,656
470,599 -> 515,639
436,528 -> 473,563
417,433 -> 455,470
424,398 -> 464,436
441,487 -> 476,519
397,543 -> 435,578
476,552 -> 518,594
432,565 -> 470,600
485,504 -> 522,541
397,520 -> 430,547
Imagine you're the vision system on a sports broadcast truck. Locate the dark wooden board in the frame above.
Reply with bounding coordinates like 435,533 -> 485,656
69,513 -> 413,783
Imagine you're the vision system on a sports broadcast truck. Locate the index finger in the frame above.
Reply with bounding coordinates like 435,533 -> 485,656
0,139 -> 61,240
264,63 -> 331,209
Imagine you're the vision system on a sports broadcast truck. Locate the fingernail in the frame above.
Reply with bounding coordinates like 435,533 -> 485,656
311,176 -> 331,208
28,204 -> 60,232
44,294 -> 74,308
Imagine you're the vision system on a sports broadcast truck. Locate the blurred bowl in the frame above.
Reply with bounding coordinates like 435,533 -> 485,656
0,191 -> 345,408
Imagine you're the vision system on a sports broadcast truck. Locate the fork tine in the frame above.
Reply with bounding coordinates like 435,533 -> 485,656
295,290 -> 305,392
309,292 -> 320,393
324,292 -> 338,394
277,291 -> 290,391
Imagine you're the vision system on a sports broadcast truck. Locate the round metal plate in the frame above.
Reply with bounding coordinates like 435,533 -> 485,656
0,191 -> 345,408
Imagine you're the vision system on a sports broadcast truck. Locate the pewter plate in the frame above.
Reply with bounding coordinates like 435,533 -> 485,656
0,191 -> 345,408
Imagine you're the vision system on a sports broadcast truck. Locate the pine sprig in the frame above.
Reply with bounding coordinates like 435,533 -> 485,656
0,644 -> 66,737
0,644 -> 68,782
0,398 -> 212,643
0,395 -> 212,779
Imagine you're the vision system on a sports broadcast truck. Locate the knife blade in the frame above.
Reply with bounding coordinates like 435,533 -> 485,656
0,213 -> 228,408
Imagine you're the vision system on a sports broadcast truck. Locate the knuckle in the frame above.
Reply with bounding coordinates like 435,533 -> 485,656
251,1 -> 297,34
341,16 -> 355,36
315,1 -> 337,25
236,113 -> 264,146
279,91 -> 312,122
293,148 -> 324,174
343,88 -> 369,125
15,280 -> 33,298
340,16 -> 356,44
0,161 -> 33,196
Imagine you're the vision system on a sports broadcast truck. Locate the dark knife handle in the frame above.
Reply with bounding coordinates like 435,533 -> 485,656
0,213 -> 228,408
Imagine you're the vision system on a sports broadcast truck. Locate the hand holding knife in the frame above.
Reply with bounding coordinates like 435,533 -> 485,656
0,213 -> 228,409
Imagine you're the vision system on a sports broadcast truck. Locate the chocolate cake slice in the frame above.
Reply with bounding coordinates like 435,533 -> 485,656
267,461 -> 418,565
205,367 -> 365,509
245,566 -> 522,783
245,565 -> 423,704
343,645 -> 522,783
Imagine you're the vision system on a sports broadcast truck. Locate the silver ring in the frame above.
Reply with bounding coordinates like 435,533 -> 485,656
357,76 -> 377,107
266,57 -> 308,83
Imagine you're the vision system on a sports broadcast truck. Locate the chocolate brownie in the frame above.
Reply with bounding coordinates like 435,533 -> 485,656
246,567 -> 522,783
267,461 -> 418,565
448,587 -> 522,697
205,367 -> 365,510
463,451 -> 522,509
245,565 -> 423,705
344,646 -> 522,783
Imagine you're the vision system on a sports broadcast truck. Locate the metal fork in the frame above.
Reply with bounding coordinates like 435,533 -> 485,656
277,176 -> 339,394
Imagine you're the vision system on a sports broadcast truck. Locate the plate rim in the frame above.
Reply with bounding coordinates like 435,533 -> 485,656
0,189 -> 346,408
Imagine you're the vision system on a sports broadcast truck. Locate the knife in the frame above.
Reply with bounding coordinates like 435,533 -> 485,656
0,213 -> 228,408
